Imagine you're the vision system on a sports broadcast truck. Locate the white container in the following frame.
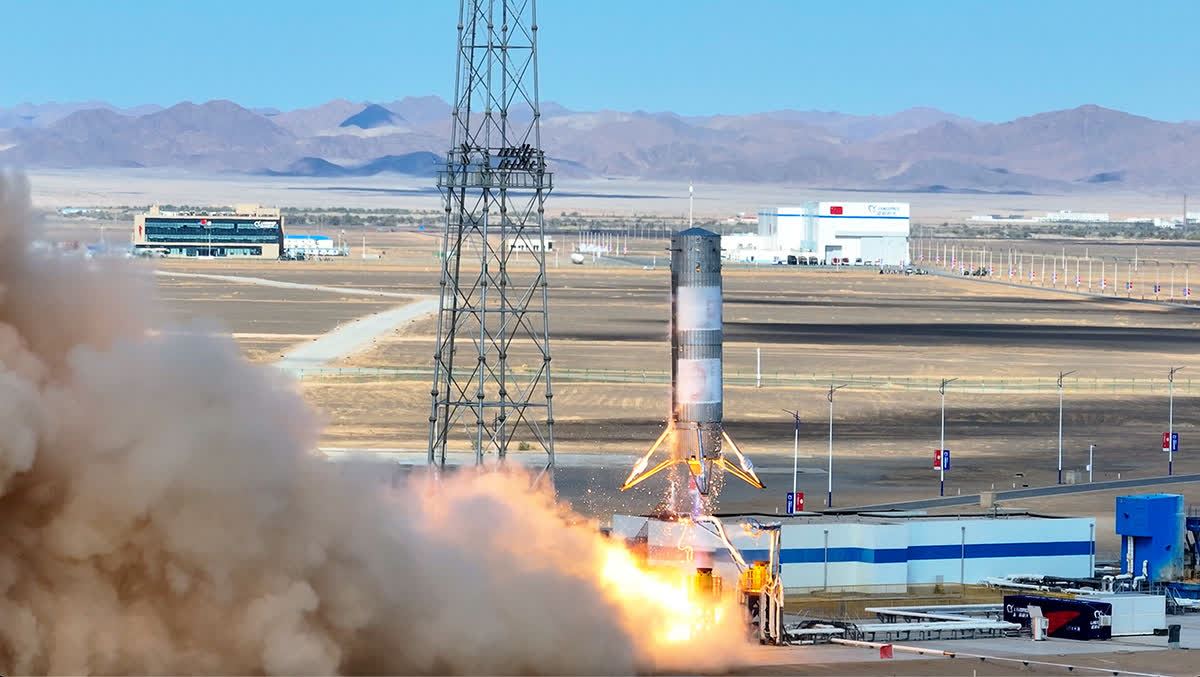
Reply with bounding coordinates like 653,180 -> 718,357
1086,594 -> 1165,636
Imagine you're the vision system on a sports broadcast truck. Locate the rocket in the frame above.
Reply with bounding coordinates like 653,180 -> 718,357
620,228 -> 764,495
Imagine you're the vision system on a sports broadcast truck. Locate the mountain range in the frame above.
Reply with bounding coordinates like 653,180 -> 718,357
2,97 -> 1199,192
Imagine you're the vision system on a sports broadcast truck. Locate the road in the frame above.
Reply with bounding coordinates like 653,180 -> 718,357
155,270 -> 416,298
276,298 -> 438,370
156,270 -> 438,369
842,472 -> 1200,512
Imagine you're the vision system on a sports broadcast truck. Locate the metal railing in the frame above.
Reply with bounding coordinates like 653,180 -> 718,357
282,365 -> 1196,395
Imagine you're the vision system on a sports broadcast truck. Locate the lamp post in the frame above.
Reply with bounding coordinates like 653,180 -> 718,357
1057,370 -> 1076,484
826,384 -> 846,508
1169,366 -> 1185,476
1088,444 -> 1094,483
783,409 -> 801,499
939,377 -> 958,496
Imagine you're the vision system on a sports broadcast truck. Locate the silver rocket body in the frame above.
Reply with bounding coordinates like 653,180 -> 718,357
621,227 -> 763,497
671,228 -> 724,462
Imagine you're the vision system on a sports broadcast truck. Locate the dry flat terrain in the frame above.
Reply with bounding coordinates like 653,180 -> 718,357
122,232 -> 1200,519
27,168 -> 1195,222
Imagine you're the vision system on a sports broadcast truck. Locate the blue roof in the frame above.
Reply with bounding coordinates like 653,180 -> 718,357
285,234 -> 334,242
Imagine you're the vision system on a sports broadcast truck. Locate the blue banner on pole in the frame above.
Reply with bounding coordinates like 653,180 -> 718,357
786,492 -> 795,515
943,449 -> 951,469
1172,433 -> 1179,452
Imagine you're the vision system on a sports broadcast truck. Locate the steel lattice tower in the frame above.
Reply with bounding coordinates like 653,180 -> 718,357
428,0 -> 554,480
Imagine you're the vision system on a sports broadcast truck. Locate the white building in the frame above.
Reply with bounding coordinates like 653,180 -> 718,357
504,236 -> 554,252
1034,210 -> 1110,223
758,201 -> 910,265
284,234 -> 346,257
614,513 -> 1095,593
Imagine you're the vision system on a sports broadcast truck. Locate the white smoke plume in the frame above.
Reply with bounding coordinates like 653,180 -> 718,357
0,173 -> 750,675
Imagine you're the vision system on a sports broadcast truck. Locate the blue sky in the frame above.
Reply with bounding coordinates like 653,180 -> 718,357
2,1 -> 1197,121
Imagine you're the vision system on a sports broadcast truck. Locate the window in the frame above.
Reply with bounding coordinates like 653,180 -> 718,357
144,218 -> 282,245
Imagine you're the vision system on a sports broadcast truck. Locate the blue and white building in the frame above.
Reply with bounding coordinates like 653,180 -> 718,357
755,202 -> 911,265
613,512 -> 1095,593
284,234 -> 347,257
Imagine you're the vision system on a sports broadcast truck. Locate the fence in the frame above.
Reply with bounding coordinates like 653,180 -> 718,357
911,240 -> 1197,303
285,365 -> 1197,395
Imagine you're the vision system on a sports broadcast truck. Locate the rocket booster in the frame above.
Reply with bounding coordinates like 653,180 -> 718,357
621,228 -> 763,495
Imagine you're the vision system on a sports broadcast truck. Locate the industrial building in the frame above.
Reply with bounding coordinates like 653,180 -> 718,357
132,205 -> 284,258
1035,210 -> 1110,223
734,202 -> 910,265
614,511 -> 1094,593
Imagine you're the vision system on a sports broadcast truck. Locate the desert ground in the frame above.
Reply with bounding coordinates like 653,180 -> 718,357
26,168 -> 1194,223
139,235 -> 1200,530
36,206 -> 1200,556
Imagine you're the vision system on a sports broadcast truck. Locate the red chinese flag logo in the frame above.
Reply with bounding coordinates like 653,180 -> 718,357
829,205 -> 844,215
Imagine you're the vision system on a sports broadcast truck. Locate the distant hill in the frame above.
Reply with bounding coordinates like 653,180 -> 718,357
339,103 -> 405,130
270,99 -> 364,137
261,152 -> 440,178
4,97 -> 1200,191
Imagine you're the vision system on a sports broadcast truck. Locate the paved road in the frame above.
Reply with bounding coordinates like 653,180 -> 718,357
276,297 -> 438,370
156,270 -> 416,298
155,270 -> 438,369
843,472 -> 1200,512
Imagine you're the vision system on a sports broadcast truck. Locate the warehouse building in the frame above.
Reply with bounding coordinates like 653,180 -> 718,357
615,512 -> 1095,593
132,205 -> 284,259
754,202 -> 910,265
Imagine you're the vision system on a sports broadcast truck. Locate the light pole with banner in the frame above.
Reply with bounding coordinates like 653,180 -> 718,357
1057,370 -> 1076,484
939,377 -> 958,496
1169,366 -> 1184,476
826,384 -> 846,508
783,409 -> 801,500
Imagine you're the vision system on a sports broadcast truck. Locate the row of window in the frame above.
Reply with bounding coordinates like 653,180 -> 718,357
145,230 -> 281,244
150,246 -> 265,257
145,219 -> 279,229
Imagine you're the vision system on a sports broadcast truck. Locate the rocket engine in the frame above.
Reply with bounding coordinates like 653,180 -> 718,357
621,228 -> 764,496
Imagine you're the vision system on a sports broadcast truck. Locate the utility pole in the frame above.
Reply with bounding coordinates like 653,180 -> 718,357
827,384 -> 846,508
688,182 -> 694,229
1057,369 -> 1076,484
1169,366 -> 1185,476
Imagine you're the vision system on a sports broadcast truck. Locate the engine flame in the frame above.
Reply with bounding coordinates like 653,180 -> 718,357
598,544 -> 732,645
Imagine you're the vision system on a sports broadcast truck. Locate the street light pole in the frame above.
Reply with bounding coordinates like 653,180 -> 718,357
827,384 -> 846,509
1089,444 -> 1094,483
783,409 -> 801,499
1169,366 -> 1184,476
1057,370 -> 1076,484
939,377 -> 958,497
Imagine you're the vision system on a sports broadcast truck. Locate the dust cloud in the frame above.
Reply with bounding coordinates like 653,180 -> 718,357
0,173 -> 750,675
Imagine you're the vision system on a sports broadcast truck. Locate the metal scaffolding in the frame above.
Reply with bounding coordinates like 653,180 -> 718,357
427,0 -> 555,482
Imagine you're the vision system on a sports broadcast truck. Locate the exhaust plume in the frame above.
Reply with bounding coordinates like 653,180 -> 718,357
0,173 -> 749,675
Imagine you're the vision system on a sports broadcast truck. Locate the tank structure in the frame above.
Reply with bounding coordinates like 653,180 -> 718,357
621,228 -> 764,496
